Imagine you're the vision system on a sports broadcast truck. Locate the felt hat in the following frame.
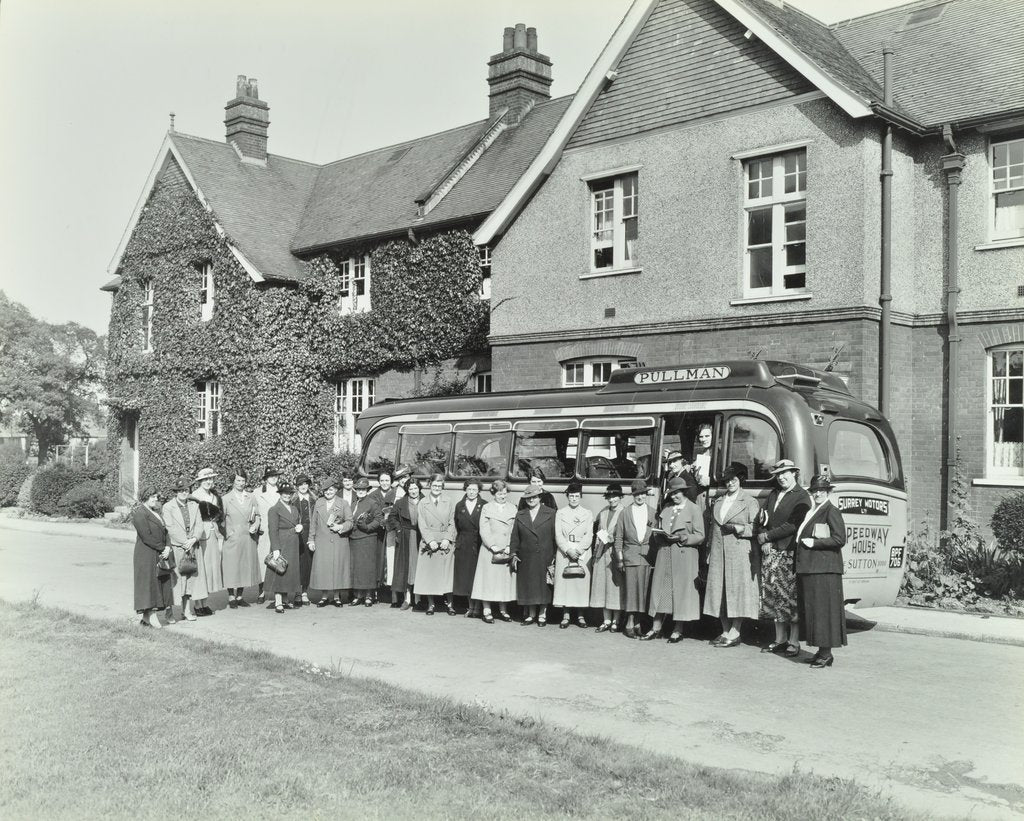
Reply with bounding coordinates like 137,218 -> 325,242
722,463 -> 748,483
604,483 -> 623,498
630,479 -> 649,496
277,482 -> 295,495
393,464 -> 412,480
353,477 -> 371,490
521,485 -> 543,499
665,477 -> 689,495
294,474 -> 311,487
565,480 -> 583,495
263,466 -> 281,479
194,467 -> 217,482
769,459 -> 799,476
171,477 -> 190,492
665,450 -> 684,464
807,474 -> 835,493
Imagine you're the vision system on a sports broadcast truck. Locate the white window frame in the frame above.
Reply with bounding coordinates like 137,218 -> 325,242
335,377 -> 375,452
474,371 -> 492,393
142,279 -> 154,352
561,357 -> 636,388
196,380 -> 221,442
990,136 -> 1024,241
338,255 -> 371,315
588,172 -> 638,273
199,261 -> 215,321
742,149 -> 807,298
478,246 -> 492,300
986,345 -> 1024,479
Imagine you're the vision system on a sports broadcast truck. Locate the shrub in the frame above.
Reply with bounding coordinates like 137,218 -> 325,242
311,451 -> 362,487
29,463 -> 93,516
991,493 -> 1024,555
58,481 -> 114,519
0,445 -> 32,507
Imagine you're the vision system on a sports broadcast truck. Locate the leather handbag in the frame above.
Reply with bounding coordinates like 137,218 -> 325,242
264,553 -> 288,575
157,552 -> 176,573
177,550 -> 198,577
248,513 -> 261,535
491,550 -> 511,565
561,559 -> 586,579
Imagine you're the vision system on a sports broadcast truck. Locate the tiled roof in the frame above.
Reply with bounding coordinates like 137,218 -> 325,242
831,0 -> 1024,126
170,134 -> 320,282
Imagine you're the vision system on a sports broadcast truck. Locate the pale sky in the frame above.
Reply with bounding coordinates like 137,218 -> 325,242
0,0 -> 905,334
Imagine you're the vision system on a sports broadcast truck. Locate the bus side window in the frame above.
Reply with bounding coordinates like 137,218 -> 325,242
399,431 -> 452,476
511,429 -> 578,479
828,420 -> 891,481
361,427 -> 398,475
724,415 -> 779,482
579,426 -> 654,479
452,431 -> 511,478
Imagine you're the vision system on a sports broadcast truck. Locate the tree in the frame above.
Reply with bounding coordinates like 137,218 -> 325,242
0,291 -> 105,462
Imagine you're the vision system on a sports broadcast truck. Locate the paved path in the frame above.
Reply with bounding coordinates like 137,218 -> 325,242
2,521 -> 1023,819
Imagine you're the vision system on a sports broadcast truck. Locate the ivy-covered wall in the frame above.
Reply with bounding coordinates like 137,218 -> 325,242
105,160 -> 488,498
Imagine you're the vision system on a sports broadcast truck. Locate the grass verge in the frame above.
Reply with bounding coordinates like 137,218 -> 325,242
0,599 -> 916,820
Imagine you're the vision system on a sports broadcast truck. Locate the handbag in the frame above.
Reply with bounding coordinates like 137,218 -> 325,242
562,559 -> 586,579
264,552 -> 288,575
157,552 -> 175,572
177,549 -> 198,577
248,513 -> 261,536
491,550 -> 511,565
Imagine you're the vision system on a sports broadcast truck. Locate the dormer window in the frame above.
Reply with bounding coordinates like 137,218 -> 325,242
142,279 -> 154,352
198,261 -> 215,321
339,255 -> 371,314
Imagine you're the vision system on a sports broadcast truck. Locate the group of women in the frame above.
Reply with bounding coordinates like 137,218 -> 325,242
132,457 -> 849,668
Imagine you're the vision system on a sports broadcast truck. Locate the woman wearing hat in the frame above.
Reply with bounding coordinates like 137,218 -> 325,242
613,479 -> 657,638
310,476 -> 353,607
387,474 -> 421,610
162,477 -> 205,620
190,467 -> 224,613
453,479 -> 485,617
510,483 -> 557,625
414,474 -> 458,615
645,476 -> 705,642
254,467 -> 281,603
293,475 -> 316,606
349,477 -> 385,606
472,480 -> 516,623
222,469 -> 260,608
553,481 -> 594,628
132,485 -> 174,627
265,482 -> 302,613
756,459 -> 812,656
516,467 -> 557,512
590,483 -> 626,632
795,475 -> 848,668
704,465 -> 761,647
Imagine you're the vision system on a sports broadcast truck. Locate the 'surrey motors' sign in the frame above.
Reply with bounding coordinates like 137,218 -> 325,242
635,366 -> 731,385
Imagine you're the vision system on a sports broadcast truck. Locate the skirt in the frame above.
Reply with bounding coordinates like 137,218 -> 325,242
309,535 -> 351,591
414,546 -> 455,596
349,535 -> 379,589
622,564 -> 652,613
589,549 -> 624,610
264,542 -> 301,597
648,546 -> 700,621
552,550 -> 591,608
198,521 -> 223,594
391,528 -> 417,593
172,544 -> 209,602
761,547 -> 797,621
797,573 -> 848,648
472,549 -> 516,603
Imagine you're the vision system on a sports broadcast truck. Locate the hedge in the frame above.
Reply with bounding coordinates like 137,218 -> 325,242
0,446 -> 31,507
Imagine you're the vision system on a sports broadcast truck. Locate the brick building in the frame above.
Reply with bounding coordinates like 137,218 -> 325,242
475,0 -> 1024,532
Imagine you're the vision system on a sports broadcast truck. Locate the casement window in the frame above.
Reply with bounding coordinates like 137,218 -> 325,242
991,137 -> 1024,240
195,380 -> 221,441
743,149 -> 807,297
142,280 -> 154,352
334,377 -> 375,452
562,357 -> 636,388
478,246 -> 492,299
474,371 -> 492,394
338,255 -> 371,314
987,346 -> 1024,478
199,262 -> 215,321
589,172 -> 638,272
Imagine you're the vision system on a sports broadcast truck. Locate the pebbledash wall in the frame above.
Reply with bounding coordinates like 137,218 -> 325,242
488,90 -> 1024,533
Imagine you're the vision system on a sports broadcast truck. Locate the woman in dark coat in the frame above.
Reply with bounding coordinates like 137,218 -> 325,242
265,482 -> 302,614
293,474 -> 316,606
453,479 -> 484,617
795,475 -> 848,668
387,479 -> 422,610
516,467 -> 558,512
132,485 -> 173,627
349,477 -> 384,606
510,485 -> 557,626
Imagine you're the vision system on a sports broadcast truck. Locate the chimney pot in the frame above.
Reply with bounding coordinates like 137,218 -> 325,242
502,27 -> 514,51
526,27 -> 538,52
225,75 -> 270,161
487,25 -> 553,124
513,23 -> 527,49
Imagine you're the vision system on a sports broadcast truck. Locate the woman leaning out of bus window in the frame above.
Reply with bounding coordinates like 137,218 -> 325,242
613,479 -> 658,638
645,477 -> 705,642
795,475 -> 848,668
453,479 -> 485,617
517,467 -> 558,512
553,481 -> 594,628
510,484 -> 557,626
590,483 -> 626,633
414,474 -> 458,616
387,474 -> 421,610
704,465 -> 761,647
473,480 -> 516,623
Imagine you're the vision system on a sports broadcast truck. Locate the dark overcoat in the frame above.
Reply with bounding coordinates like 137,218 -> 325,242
349,494 -> 384,589
453,496 -> 483,597
132,505 -> 172,612
265,499 -> 302,596
509,505 -> 556,605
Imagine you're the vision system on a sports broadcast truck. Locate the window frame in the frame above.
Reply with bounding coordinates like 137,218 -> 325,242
474,371 -> 492,394
338,254 -> 372,315
721,412 -> 781,486
335,377 -> 375,452
989,136 -> 1024,241
986,345 -> 1024,479
561,357 -> 636,388
199,261 -> 215,321
826,419 -> 894,483
478,246 -> 492,300
142,279 -> 154,352
196,380 -> 221,442
588,171 -> 638,273
742,149 -> 807,298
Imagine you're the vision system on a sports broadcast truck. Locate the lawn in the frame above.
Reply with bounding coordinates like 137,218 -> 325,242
0,600 -> 916,820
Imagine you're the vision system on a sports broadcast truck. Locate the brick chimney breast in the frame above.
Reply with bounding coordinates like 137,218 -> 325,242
487,24 -> 552,126
224,74 -> 270,161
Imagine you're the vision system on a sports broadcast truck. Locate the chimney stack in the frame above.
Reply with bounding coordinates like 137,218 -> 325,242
224,75 -> 270,161
487,24 -> 552,125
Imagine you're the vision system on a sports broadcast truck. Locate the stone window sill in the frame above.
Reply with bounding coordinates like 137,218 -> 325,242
730,292 -> 813,306
972,477 -> 1024,487
579,267 -> 642,280
974,237 -> 1024,251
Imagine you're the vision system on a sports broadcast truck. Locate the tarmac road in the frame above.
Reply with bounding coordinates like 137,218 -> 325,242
1,522 -> 1022,819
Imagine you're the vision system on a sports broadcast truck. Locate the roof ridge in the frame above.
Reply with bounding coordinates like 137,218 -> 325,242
316,117 -> 491,170
169,131 -> 321,167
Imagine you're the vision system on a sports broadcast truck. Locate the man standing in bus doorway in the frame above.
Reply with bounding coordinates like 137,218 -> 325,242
683,424 -> 713,505
756,459 -> 812,657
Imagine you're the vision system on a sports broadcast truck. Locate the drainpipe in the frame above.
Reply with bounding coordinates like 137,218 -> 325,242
941,126 -> 966,527
878,42 -> 893,417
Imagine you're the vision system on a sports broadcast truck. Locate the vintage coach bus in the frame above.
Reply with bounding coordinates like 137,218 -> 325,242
355,360 -> 908,608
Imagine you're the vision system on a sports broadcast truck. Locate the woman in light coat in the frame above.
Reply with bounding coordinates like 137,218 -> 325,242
310,476 -> 354,607
472,480 -> 516,623
553,480 -> 593,629
703,465 -> 761,647
613,479 -> 657,638
221,469 -> 260,607
414,473 -> 458,615
590,483 -> 626,633
254,466 -> 281,604
162,477 -> 206,621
